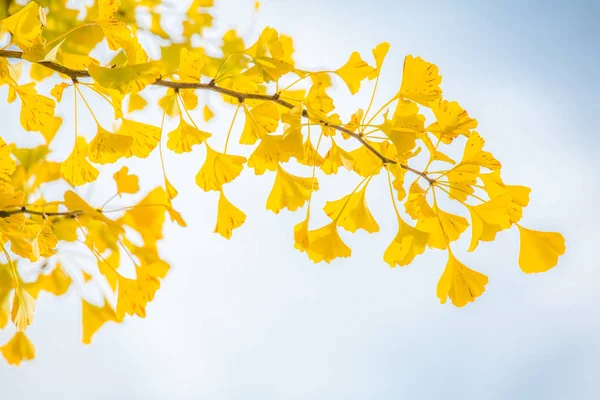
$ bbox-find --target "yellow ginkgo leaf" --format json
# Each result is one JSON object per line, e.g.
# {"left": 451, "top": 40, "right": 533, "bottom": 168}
{"left": 96, "top": 0, "right": 147, "bottom": 63}
{"left": 11, "top": 287, "right": 35, "bottom": 331}
{"left": 349, "top": 144, "right": 382, "bottom": 177}
{"left": 195, "top": 144, "right": 246, "bottom": 191}
{"left": 25, "top": 264, "right": 71, "bottom": 299}
{"left": 458, "top": 131, "right": 501, "bottom": 170}
{"left": 305, "top": 72, "right": 335, "bottom": 115}
{"left": 214, "top": 190, "right": 246, "bottom": 239}
{"left": 384, "top": 215, "right": 429, "bottom": 267}
{"left": 417, "top": 207, "right": 469, "bottom": 250}
{"left": 480, "top": 170, "right": 531, "bottom": 224}
{"left": 203, "top": 105, "right": 214, "bottom": 122}
{"left": 323, "top": 186, "right": 379, "bottom": 233}
{"left": 167, "top": 117, "right": 211, "bottom": 154}
{"left": 427, "top": 99, "right": 478, "bottom": 144}
{"left": 1, "top": 2, "right": 44, "bottom": 50}
{"left": 0, "top": 137, "right": 16, "bottom": 187}
{"left": 343, "top": 108, "right": 364, "bottom": 134}
{"left": 266, "top": 165, "right": 318, "bottom": 214}
{"left": 240, "top": 102, "right": 280, "bottom": 145}
{"left": 179, "top": 48, "right": 205, "bottom": 81}
{"left": 88, "top": 62, "right": 162, "bottom": 94}
{"left": 60, "top": 137, "right": 99, "bottom": 186}
{"left": 0, "top": 331, "right": 35, "bottom": 366}
{"left": 128, "top": 92, "right": 147, "bottom": 113}
{"left": 467, "top": 194, "right": 512, "bottom": 252}
{"left": 118, "top": 119, "right": 161, "bottom": 158}
{"left": 298, "top": 137, "right": 323, "bottom": 167}
{"left": 369, "top": 42, "right": 391, "bottom": 79}
{"left": 50, "top": 82, "right": 69, "bottom": 102}
{"left": 320, "top": 138, "right": 354, "bottom": 175}
{"left": 82, "top": 299, "right": 121, "bottom": 345}
{"left": 119, "top": 187, "right": 171, "bottom": 245}
{"left": 306, "top": 222, "right": 351, "bottom": 264}
{"left": 336, "top": 51, "right": 372, "bottom": 94}
{"left": 88, "top": 125, "right": 133, "bottom": 164}
{"left": 279, "top": 124, "right": 304, "bottom": 159}
{"left": 247, "top": 135, "right": 291, "bottom": 175}
{"left": 398, "top": 55, "right": 442, "bottom": 106}
{"left": 113, "top": 166, "right": 139, "bottom": 194}
{"left": 517, "top": 225, "right": 566, "bottom": 273}
{"left": 388, "top": 164, "right": 407, "bottom": 201}
{"left": 437, "top": 251, "right": 488, "bottom": 307}
{"left": 381, "top": 100, "right": 425, "bottom": 155}
{"left": 15, "top": 83, "right": 55, "bottom": 133}
{"left": 404, "top": 181, "right": 436, "bottom": 221}
{"left": 116, "top": 275, "right": 146, "bottom": 319}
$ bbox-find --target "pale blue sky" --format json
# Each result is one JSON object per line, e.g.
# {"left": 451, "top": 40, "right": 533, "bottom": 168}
{"left": 0, "top": 0, "right": 598, "bottom": 399}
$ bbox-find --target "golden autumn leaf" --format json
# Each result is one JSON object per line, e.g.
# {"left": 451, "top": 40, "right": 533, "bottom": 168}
{"left": 240, "top": 102, "right": 280, "bottom": 145}
{"left": 195, "top": 145, "right": 246, "bottom": 192}
{"left": 266, "top": 165, "right": 318, "bottom": 214}
{"left": 349, "top": 144, "right": 382, "bottom": 177}
{"left": 517, "top": 225, "right": 566, "bottom": 273}
{"left": 11, "top": 287, "right": 35, "bottom": 331}
{"left": 113, "top": 166, "right": 139, "bottom": 194}
{"left": 369, "top": 42, "right": 391, "bottom": 79}
{"left": 60, "top": 137, "right": 99, "bottom": 186}
{"left": 203, "top": 105, "right": 214, "bottom": 122}
{"left": 305, "top": 222, "right": 351, "bottom": 264}
{"left": 0, "top": 2, "right": 44, "bottom": 51}
{"left": 404, "top": 181, "right": 436, "bottom": 221}
{"left": 384, "top": 215, "right": 429, "bottom": 267}
{"left": 128, "top": 92, "right": 147, "bottom": 113}
{"left": 247, "top": 135, "right": 291, "bottom": 175}
{"left": 15, "top": 83, "right": 55, "bottom": 133}
{"left": 320, "top": 138, "right": 354, "bottom": 175}
{"left": 298, "top": 137, "right": 323, "bottom": 167}
{"left": 179, "top": 48, "right": 205, "bottom": 81}
{"left": 116, "top": 275, "right": 146, "bottom": 319}
{"left": 167, "top": 117, "right": 212, "bottom": 154}
{"left": 25, "top": 264, "right": 72, "bottom": 299}
{"left": 417, "top": 207, "right": 469, "bottom": 250}
{"left": 0, "top": 331, "right": 35, "bottom": 366}
{"left": 118, "top": 119, "right": 161, "bottom": 158}
{"left": 214, "top": 190, "right": 246, "bottom": 239}
{"left": 323, "top": 186, "right": 379, "bottom": 233}
{"left": 399, "top": 55, "right": 442, "bottom": 106}
{"left": 88, "top": 125, "right": 133, "bottom": 164}
{"left": 427, "top": 99, "right": 478, "bottom": 144}
{"left": 88, "top": 62, "right": 162, "bottom": 94}
{"left": 336, "top": 51, "right": 372, "bottom": 94}
{"left": 437, "top": 251, "right": 488, "bottom": 307}
{"left": 82, "top": 299, "right": 121, "bottom": 344}
{"left": 467, "top": 194, "right": 512, "bottom": 252}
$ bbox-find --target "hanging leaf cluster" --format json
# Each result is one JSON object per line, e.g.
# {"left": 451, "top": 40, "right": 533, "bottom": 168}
{"left": 0, "top": 0, "right": 565, "bottom": 366}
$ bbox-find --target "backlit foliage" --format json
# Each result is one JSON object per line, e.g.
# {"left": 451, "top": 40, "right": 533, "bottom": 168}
{"left": 0, "top": 0, "right": 565, "bottom": 365}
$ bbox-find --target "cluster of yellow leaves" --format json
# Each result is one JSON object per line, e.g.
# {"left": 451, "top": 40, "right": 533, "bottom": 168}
{"left": 0, "top": 0, "right": 565, "bottom": 367}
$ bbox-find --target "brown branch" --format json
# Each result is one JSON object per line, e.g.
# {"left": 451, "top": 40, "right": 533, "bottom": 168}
{"left": 0, "top": 49, "right": 434, "bottom": 184}
{"left": 0, "top": 207, "right": 83, "bottom": 219}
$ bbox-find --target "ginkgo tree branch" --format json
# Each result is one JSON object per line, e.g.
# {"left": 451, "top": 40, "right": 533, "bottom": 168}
{"left": 0, "top": 49, "right": 433, "bottom": 184}
{"left": 0, "top": 207, "right": 83, "bottom": 219}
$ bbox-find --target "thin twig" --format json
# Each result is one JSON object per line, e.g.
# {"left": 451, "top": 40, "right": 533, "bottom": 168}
{"left": 0, "top": 207, "right": 83, "bottom": 219}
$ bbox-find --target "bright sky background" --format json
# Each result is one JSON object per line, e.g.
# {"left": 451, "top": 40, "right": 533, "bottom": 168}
{"left": 1, "top": 0, "right": 599, "bottom": 399}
